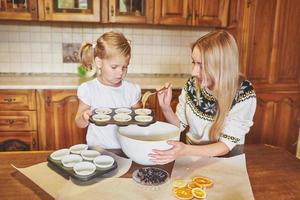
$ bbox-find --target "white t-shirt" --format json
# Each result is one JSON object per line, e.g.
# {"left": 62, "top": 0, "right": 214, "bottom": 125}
{"left": 77, "top": 78, "right": 141, "bottom": 149}
{"left": 176, "top": 77, "right": 257, "bottom": 150}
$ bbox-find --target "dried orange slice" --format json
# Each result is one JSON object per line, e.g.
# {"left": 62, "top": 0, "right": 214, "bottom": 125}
{"left": 192, "top": 187, "right": 206, "bottom": 199}
{"left": 172, "top": 179, "right": 187, "bottom": 188}
{"left": 192, "top": 176, "right": 213, "bottom": 188}
{"left": 174, "top": 187, "right": 193, "bottom": 200}
{"left": 187, "top": 181, "right": 198, "bottom": 189}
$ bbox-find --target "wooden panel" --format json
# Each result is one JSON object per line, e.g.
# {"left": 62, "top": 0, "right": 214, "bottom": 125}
{"left": 246, "top": 92, "right": 300, "bottom": 154}
{"left": 0, "top": 131, "right": 38, "bottom": 150}
{"left": 37, "top": 90, "right": 86, "bottom": 150}
{"left": 202, "top": 0, "right": 220, "bottom": 16}
{"left": 0, "top": 111, "right": 37, "bottom": 131}
{"left": 227, "top": 0, "right": 240, "bottom": 29}
{"left": 165, "top": 0, "right": 184, "bottom": 14}
{"left": 246, "top": 0, "right": 277, "bottom": 82}
{"left": 195, "top": 0, "right": 229, "bottom": 27}
{"left": 0, "top": 90, "right": 36, "bottom": 110}
{"left": 274, "top": 0, "right": 300, "bottom": 84}
{"left": 154, "top": 0, "right": 190, "bottom": 25}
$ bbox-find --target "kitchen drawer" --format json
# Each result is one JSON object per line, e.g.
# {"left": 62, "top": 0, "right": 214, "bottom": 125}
{"left": 0, "top": 131, "right": 38, "bottom": 151}
{"left": 0, "top": 90, "right": 36, "bottom": 110}
{"left": 0, "top": 111, "right": 37, "bottom": 131}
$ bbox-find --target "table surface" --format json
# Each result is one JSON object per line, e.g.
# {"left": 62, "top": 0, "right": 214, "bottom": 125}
{"left": 0, "top": 144, "right": 299, "bottom": 200}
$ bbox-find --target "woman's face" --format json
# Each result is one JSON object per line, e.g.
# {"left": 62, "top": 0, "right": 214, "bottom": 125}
{"left": 191, "top": 47, "right": 213, "bottom": 88}
{"left": 97, "top": 54, "right": 130, "bottom": 87}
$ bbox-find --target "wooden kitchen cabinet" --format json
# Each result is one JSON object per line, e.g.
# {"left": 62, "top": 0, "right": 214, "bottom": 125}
{"left": 154, "top": 0, "right": 229, "bottom": 27}
{"left": 0, "top": 0, "right": 38, "bottom": 20}
{"left": 102, "top": 0, "right": 154, "bottom": 24}
{"left": 0, "top": 90, "right": 38, "bottom": 151}
{"left": 235, "top": 0, "right": 300, "bottom": 154}
{"left": 39, "top": 0, "right": 100, "bottom": 22}
{"left": 246, "top": 92, "right": 300, "bottom": 154}
{"left": 36, "top": 89, "right": 86, "bottom": 150}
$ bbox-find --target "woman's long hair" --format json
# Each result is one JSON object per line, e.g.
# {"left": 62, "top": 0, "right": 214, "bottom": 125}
{"left": 192, "top": 30, "right": 240, "bottom": 141}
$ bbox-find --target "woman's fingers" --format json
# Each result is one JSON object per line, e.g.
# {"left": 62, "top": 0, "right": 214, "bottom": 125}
{"left": 150, "top": 158, "right": 173, "bottom": 165}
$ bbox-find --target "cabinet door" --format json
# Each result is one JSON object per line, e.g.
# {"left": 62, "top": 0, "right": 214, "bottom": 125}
{"left": 243, "top": 0, "right": 300, "bottom": 87}
{"left": 154, "top": 0, "right": 191, "bottom": 25}
{"left": 37, "top": 90, "right": 86, "bottom": 150}
{"left": 41, "top": 0, "right": 100, "bottom": 22}
{"left": 194, "top": 0, "right": 229, "bottom": 27}
{"left": 104, "top": 0, "right": 153, "bottom": 23}
{"left": 246, "top": 92, "right": 300, "bottom": 155}
{"left": 0, "top": 0, "right": 38, "bottom": 20}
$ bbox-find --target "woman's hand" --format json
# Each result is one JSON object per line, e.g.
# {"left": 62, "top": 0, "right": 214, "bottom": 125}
{"left": 148, "top": 140, "right": 186, "bottom": 165}
{"left": 157, "top": 83, "right": 172, "bottom": 110}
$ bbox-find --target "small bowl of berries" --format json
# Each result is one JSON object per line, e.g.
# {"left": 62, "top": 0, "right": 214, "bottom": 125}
{"left": 132, "top": 167, "right": 169, "bottom": 190}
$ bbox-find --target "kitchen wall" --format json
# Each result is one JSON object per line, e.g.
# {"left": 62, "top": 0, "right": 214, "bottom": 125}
{"left": 0, "top": 21, "right": 212, "bottom": 75}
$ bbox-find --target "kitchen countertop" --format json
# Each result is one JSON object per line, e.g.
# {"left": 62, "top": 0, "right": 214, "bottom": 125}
{"left": 0, "top": 73, "right": 189, "bottom": 90}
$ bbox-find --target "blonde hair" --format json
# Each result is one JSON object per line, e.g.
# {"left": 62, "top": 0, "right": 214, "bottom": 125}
{"left": 79, "top": 31, "right": 131, "bottom": 69}
{"left": 192, "top": 30, "right": 240, "bottom": 141}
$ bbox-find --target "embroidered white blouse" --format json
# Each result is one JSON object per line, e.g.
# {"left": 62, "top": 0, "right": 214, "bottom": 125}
{"left": 176, "top": 77, "right": 257, "bottom": 150}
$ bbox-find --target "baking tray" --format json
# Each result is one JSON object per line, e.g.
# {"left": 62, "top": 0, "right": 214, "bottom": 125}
{"left": 89, "top": 108, "right": 156, "bottom": 126}
{"left": 47, "top": 155, "right": 118, "bottom": 182}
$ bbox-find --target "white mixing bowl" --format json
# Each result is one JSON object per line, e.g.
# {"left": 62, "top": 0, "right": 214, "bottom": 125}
{"left": 118, "top": 121, "right": 180, "bottom": 165}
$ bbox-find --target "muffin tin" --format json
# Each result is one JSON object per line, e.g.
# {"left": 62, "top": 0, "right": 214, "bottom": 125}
{"left": 89, "top": 107, "right": 155, "bottom": 126}
{"left": 47, "top": 144, "right": 117, "bottom": 182}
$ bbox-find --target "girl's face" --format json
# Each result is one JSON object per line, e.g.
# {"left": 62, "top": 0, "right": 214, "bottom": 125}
{"left": 191, "top": 47, "right": 213, "bottom": 89}
{"left": 97, "top": 54, "right": 130, "bottom": 87}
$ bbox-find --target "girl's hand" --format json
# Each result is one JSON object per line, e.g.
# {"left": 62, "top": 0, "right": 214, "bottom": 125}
{"left": 82, "top": 109, "right": 92, "bottom": 124}
{"left": 157, "top": 83, "right": 172, "bottom": 110}
{"left": 148, "top": 140, "right": 186, "bottom": 165}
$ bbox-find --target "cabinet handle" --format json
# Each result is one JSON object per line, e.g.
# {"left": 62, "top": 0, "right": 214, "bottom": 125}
{"left": 7, "top": 119, "right": 15, "bottom": 125}
{"left": 187, "top": 12, "right": 192, "bottom": 20}
{"left": 247, "top": 0, "right": 252, "bottom": 8}
{"left": 45, "top": 3, "right": 50, "bottom": 13}
{"left": 32, "top": 138, "right": 36, "bottom": 146}
{"left": 195, "top": 10, "right": 199, "bottom": 18}
{"left": 110, "top": 6, "right": 115, "bottom": 16}
{"left": 4, "top": 98, "right": 16, "bottom": 103}
{"left": 46, "top": 96, "right": 51, "bottom": 107}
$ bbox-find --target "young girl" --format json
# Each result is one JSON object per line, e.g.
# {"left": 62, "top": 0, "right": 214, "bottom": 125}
{"left": 150, "top": 30, "right": 257, "bottom": 164}
{"left": 75, "top": 31, "right": 141, "bottom": 149}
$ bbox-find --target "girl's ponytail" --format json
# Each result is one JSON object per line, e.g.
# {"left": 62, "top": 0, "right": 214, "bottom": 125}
{"left": 79, "top": 42, "right": 94, "bottom": 70}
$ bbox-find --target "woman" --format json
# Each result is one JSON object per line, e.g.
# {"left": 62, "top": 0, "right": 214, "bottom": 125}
{"left": 149, "top": 30, "right": 256, "bottom": 164}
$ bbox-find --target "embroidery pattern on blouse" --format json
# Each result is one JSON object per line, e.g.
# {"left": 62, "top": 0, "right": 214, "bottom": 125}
{"left": 219, "top": 133, "right": 240, "bottom": 143}
{"left": 184, "top": 77, "right": 256, "bottom": 122}
{"left": 232, "top": 80, "right": 256, "bottom": 106}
